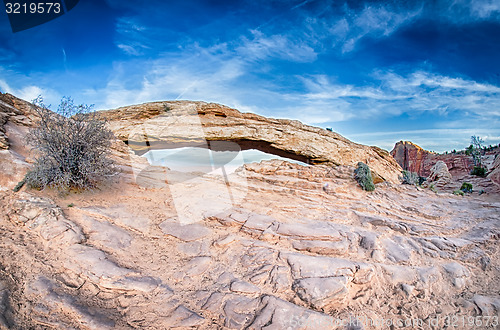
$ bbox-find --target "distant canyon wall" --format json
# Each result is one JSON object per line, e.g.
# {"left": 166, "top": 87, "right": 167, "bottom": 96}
{"left": 390, "top": 140, "right": 500, "bottom": 185}
{"left": 390, "top": 141, "right": 473, "bottom": 177}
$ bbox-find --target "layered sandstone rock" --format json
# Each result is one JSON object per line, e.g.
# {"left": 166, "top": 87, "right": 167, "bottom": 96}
{"left": 100, "top": 101, "right": 403, "bottom": 183}
{"left": 0, "top": 93, "right": 38, "bottom": 189}
{"left": 0, "top": 93, "right": 39, "bottom": 150}
{"left": 390, "top": 141, "right": 430, "bottom": 173}
{"left": 391, "top": 140, "right": 500, "bottom": 187}
{"left": 391, "top": 140, "right": 475, "bottom": 177}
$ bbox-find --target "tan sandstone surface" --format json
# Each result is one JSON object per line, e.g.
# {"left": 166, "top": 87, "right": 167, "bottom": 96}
{"left": 0, "top": 93, "right": 499, "bottom": 329}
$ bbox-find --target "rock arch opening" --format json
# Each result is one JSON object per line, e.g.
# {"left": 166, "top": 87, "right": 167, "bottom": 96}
{"left": 126, "top": 138, "right": 312, "bottom": 172}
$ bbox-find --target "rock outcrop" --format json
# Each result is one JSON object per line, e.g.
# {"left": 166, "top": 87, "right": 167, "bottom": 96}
{"left": 0, "top": 93, "right": 38, "bottom": 150}
{"left": 426, "top": 160, "right": 452, "bottom": 188}
{"left": 390, "top": 140, "right": 431, "bottom": 174}
{"left": 0, "top": 93, "right": 38, "bottom": 189}
{"left": 0, "top": 93, "right": 150, "bottom": 190}
{"left": 100, "top": 101, "right": 403, "bottom": 183}
{"left": 391, "top": 140, "right": 475, "bottom": 177}
{"left": 488, "top": 155, "right": 500, "bottom": 186}
{"left": 391, "top": 140, "right": 500, "bottom": 187}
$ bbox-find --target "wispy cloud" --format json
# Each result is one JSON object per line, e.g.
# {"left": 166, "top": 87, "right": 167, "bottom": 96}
{"left": 85, "top": 42, "right": 249, "bottom": 109}
{"left": 300, "top": 3, "right": 422, "bottom": 54}
{"left": 442, "top": 0, "right": 500, "bottom": 21}
{"left": 340, "top": 5, "right": 422, "bottom": 53}
{"left": 115, "top": 17, "right": 152, "bottom": 56}
{"left": 2, "top": 0, "right": 499, "bottom": 153}
{"left": 236, "top": 30, "right": 317, "bottom": 62}
{"left": 297, "top": 70, "right": 500, "bottom": 122}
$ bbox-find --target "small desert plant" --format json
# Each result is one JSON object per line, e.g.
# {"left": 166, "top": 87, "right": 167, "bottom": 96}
{"left": 418, "top": 176, "right": 427, "bottom": 185}
{"left": 460, "top": 182, "right": 473, "bottom": 193}
{"left": 470, "top": 166, "right": 486, "bottom": 177}
{"left": 354, "top": 162, "right": 375, "bottom": 191}
{"left": 401, "top": 170, "right": 419, "bottom": 185}
{"left": 453, "top": 189, "right": 464, "bottom": 196}
{"left": 429, "top": 184, "right": 437, "bottom": 193}
{"left": 470, "top": 135, "right": 484, "bottom": 167}
{"left": 25, "top": 96, "right": 117, "bottom": 191}
{"left": 13, "top": 176, "right": 27, "bottom": 192}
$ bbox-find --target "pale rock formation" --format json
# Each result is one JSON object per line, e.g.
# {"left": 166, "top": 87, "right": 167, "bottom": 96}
{"left": 488, "top": 155, "right": 500, "bottom": 185}
{"left": 426, "top": 160, "right": 453, "bottom": 188}
{"left": 0, "top": 94, "right": 37, "bottom": 189}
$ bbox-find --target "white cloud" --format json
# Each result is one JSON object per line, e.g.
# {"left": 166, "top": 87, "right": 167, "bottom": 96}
{"left": 346, "top": 5, "right": 422, "bottom": 52}
{"left": 117, "top": 44, "right": 143, "bottom": 56}
{"left": 85, "top": 43, "right": 251, "bottom": 110}
{"left": 236, "top": 30, "right": 317, "bottom": 62}
{"left": 73, "top": 2, "right": 500, "bottom": 152}
{"left": 300, "top": 75, "right": 390, "bottom": 101}
{"left": 449, "top": 0, "right": 500, "bottom": 20}
{"left": 249, "top": 70, "right": 500, "bottom": 149}
{"left": 0, "top": 78, "right": 60, "bottom": 105}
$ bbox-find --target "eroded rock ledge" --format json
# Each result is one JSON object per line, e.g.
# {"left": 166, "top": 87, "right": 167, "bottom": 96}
{"left": 100, "top": 100, "right": 403, "bottom": 183}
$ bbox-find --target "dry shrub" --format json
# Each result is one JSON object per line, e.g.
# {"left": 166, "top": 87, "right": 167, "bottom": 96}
{"left": 25, "top": 96, "right": 117, "bottom": 191}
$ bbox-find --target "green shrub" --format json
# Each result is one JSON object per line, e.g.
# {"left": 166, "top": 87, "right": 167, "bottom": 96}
{"left": 453, "top": 189, "right": 464, "bottom": 196}
{"left": 13, "top": 176, "right": 27, "bottom": 192}
{"left": 25, "top": 96, "right": 117, "bottom": 191}
{"left": 418, "top": 176, "right": 427, "bottom": 185}
{"left": 401, "top": 170, "right": 419, "bottom": 185}
{"left": 460, "top": 182, "right": 473, "bottom": 193}
{"left": 354, "top": 162, "right": 375, "bottom": 191}
{"left": 429, "top": 184, "right": 437, "bottom": 193}
{"left": 470, "top": 166, "right": 486, "bottom": 177}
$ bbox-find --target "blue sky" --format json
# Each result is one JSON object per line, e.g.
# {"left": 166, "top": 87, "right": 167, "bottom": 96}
{"left": 1, "top": 0, "right": 500, "bottom": 152}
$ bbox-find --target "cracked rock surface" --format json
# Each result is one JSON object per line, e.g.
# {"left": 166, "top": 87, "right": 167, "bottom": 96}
{"left": 1, "top": 159, "right": 499, "bottom": 329}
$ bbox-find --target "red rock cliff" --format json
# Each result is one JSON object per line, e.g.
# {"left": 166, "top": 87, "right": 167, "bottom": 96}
{"left": 390, "top": 141, "right": 500, "bottom": 184}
